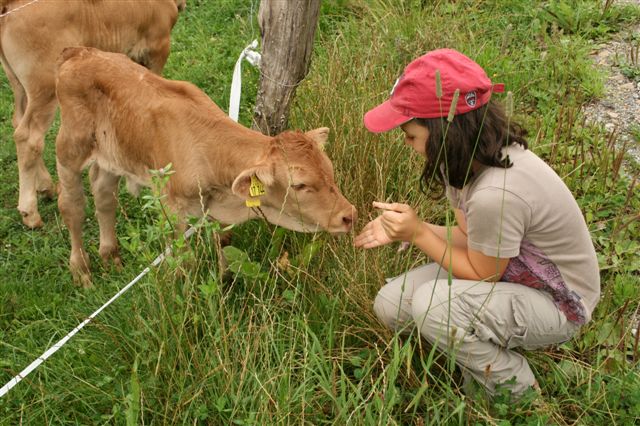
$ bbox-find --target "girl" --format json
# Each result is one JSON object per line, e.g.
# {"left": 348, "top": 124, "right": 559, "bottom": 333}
{"left": 354, "top": 49, "right": 600, "bottom": 398}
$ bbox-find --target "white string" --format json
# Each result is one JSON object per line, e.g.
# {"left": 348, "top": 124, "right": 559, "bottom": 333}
{"left": 229, "top": 39, "right": 261, "bottom": 122}
{"left": 0, "top": 0, "right": 41, "bottom": 18}
{"left": 0, "top": 227, "right": 196, "bottom": 398}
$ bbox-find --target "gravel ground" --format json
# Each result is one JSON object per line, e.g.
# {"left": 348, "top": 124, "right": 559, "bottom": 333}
{"left": 582, "top": 0, "right": 640, "bottom": 163}
{"left": 581, "top": 1, "right": 640, "bottom": 343}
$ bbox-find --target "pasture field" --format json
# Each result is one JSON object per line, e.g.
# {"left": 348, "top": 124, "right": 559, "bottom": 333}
{"left": 1, "top": 0, "right": 639, "bottom": 424}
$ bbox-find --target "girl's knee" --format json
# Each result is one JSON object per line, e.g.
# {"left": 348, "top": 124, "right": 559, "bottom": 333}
{"left": 410, "top": 280, "right": 471, "bottom": 342}
{"left": 373, "top": 283, "right": 411, "bottom": 331}
{"left": 410, "top": 280, "right": 444, "bottom": 321}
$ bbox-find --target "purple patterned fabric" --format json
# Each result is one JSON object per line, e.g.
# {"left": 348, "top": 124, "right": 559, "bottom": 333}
{"left": 501, "top": 240, "right": 587, "bottom": 324}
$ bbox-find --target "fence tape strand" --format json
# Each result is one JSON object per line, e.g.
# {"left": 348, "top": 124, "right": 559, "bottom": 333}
{"left": 229, "top": 39, "right": 261, "bottom": 122}
{"left": 0, "top": 227, "right": 196, "bottom": 398}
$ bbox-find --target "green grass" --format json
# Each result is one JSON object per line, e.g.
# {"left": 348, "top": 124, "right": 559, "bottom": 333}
{"left": 1, "top": 0, "right": 639, "bottom": 424}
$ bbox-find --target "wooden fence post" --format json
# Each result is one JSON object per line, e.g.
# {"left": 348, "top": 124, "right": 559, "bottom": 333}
{"left": 253, "top": 0, "right": 321, "bottom": 135}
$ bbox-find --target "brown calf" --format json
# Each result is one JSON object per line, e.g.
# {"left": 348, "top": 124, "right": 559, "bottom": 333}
{"left": 55, "top": 47, "right": 356, "bottom": 286}
{"left": 0, "top": 0, "right": 185, "bottom": 228}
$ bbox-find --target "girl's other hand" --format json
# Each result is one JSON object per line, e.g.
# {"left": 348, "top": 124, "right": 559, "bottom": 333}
{"left": 354, "top": 201, "right": 423, "bottom": 249}
{"left": 354, "top": 215, "right": 393, "bottom": 248}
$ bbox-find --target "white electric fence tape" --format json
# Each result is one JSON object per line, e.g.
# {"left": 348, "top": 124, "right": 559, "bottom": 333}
{"left": 229, "top": 39, "right": 261, "bottom": 122}
{"left": 0, "top": 227, "right": 196, "bottom": 398}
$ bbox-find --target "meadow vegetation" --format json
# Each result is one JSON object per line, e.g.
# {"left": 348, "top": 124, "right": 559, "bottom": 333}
{"left": 1, "top": 0, "right": 639, "bottom": 424}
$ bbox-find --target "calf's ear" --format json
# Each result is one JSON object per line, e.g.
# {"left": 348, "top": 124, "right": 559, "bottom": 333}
{"left": 305, "top": 127, "right": 330, "bottom": 149}
{"left": 231, "top": 166, "right": 275, "bottom": 198}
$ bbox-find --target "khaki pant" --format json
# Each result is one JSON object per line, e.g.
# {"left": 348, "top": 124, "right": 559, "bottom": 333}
{"left": 373, "top": 263, "right": 580, "bottom": 396}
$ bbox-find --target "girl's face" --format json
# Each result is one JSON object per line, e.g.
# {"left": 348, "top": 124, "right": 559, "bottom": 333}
{"left": 400, "top": 120, "right": 429, "bottom": 157}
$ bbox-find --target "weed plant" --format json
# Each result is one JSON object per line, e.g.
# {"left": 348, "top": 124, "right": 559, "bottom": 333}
{"left": 1, "top": 0, "right": 639, "bottom": 424}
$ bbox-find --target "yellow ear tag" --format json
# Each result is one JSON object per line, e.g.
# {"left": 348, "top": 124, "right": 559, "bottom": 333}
{"left": 249, "top": 175, "right": 266, "bottom": 197}
{"left": 246, "top": 175, "right": 266, "bottom": 208}
{"left": 245, "top": 197, "right": 261, "bottom": 208}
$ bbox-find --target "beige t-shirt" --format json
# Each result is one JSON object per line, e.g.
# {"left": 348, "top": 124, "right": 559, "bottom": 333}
{"left": 447, "top": 144, "right": 600, "bottom": 323}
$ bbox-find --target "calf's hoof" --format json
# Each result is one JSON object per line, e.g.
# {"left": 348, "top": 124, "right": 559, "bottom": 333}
{"left": 73, "top": 272, "right": 93, "bottom": 289}
{"left": 100, "top": 248, "right": 122, "bottom": 272}
{"left": 113, "top": 257, "right": 123, "bottom": 272}
{"left": 71, "top": 267, "right": 93, "bottom": 288}
{"left": 101, "top": 255, "right": 123, "bottom": 272}
{"left": 20, "top": 210, "right": 44, "bottom": 229}
{"left": 70, "top": 253, "right": 92, "bottom": 288}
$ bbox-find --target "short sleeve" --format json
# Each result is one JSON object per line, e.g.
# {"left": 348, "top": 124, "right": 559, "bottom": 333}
{"left": 446, "top": 184, "right": 462, "bottom": 209}
{"left": 465, "top": 187, "right": 531, "bottom": 258}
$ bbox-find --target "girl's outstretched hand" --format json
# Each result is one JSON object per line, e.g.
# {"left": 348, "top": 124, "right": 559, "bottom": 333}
{"left": 354, "top": 202, "right": 422, "bottom": 249}
{"left": 353, "top": 215, "right": 393, "bottom": 248}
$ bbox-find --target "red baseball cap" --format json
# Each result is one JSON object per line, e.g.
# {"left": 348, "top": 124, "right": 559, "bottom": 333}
{"left": 364, "top": 49, "right": 504, "bottom": 133}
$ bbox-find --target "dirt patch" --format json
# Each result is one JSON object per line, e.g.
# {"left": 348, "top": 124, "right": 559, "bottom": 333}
{"left": 582, "top": 0, "right": 640, "bottom": 163}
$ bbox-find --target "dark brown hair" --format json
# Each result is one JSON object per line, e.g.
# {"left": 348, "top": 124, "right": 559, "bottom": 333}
{"left": 415, "top": 100, "right": 528, "bottom": 196}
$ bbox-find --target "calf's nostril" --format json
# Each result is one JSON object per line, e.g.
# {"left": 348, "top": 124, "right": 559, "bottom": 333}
{"left": 335, "top": 205, "right": 357, "bottom": 231}
{"left": 342, "top": 209, "right": 357, "bottom": 229}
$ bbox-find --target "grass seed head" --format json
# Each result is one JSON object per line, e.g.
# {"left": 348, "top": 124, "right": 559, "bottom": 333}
{"left": 447, "top": 89, "right": 460, "bottom": 122}
{"left": 435, "top": 69, "right": 442, "bottom": 99}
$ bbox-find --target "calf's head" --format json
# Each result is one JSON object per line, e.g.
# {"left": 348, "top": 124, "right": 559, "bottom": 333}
{"left": 231, "top": 128, "right": 356, "bottom": 233}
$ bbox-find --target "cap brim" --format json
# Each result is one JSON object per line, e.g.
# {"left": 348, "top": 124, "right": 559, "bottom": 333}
{"left": 364, "top": 100, "right": 412, "bottom": 133}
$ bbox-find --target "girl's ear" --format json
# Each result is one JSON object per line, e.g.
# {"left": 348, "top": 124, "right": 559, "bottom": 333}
{"left": 305, "top": 127, "right": 330, "bottom": 150}
{"left": 231, "top": 165, "right": 274, "bottom": 198}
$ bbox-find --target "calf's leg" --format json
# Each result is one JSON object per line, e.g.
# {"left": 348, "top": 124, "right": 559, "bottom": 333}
{"left": 57, "top": 160, "right": 91, "bottom": 287}
{"left": 0, "top": 58, "right": 27, "bottom": 129}
{"left": 14, "top": 90, "right": 57, "bottom": 228}
{"left": 89, "top": 164, "right": 122, "bottom": 269}
{"left": 55, "top": 124, "right": 93, "bottom": 287}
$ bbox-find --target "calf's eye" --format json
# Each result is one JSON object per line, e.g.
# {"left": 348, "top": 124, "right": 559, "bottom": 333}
{"left": 291, "top": 183, "right": 307, "bottom": 191}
